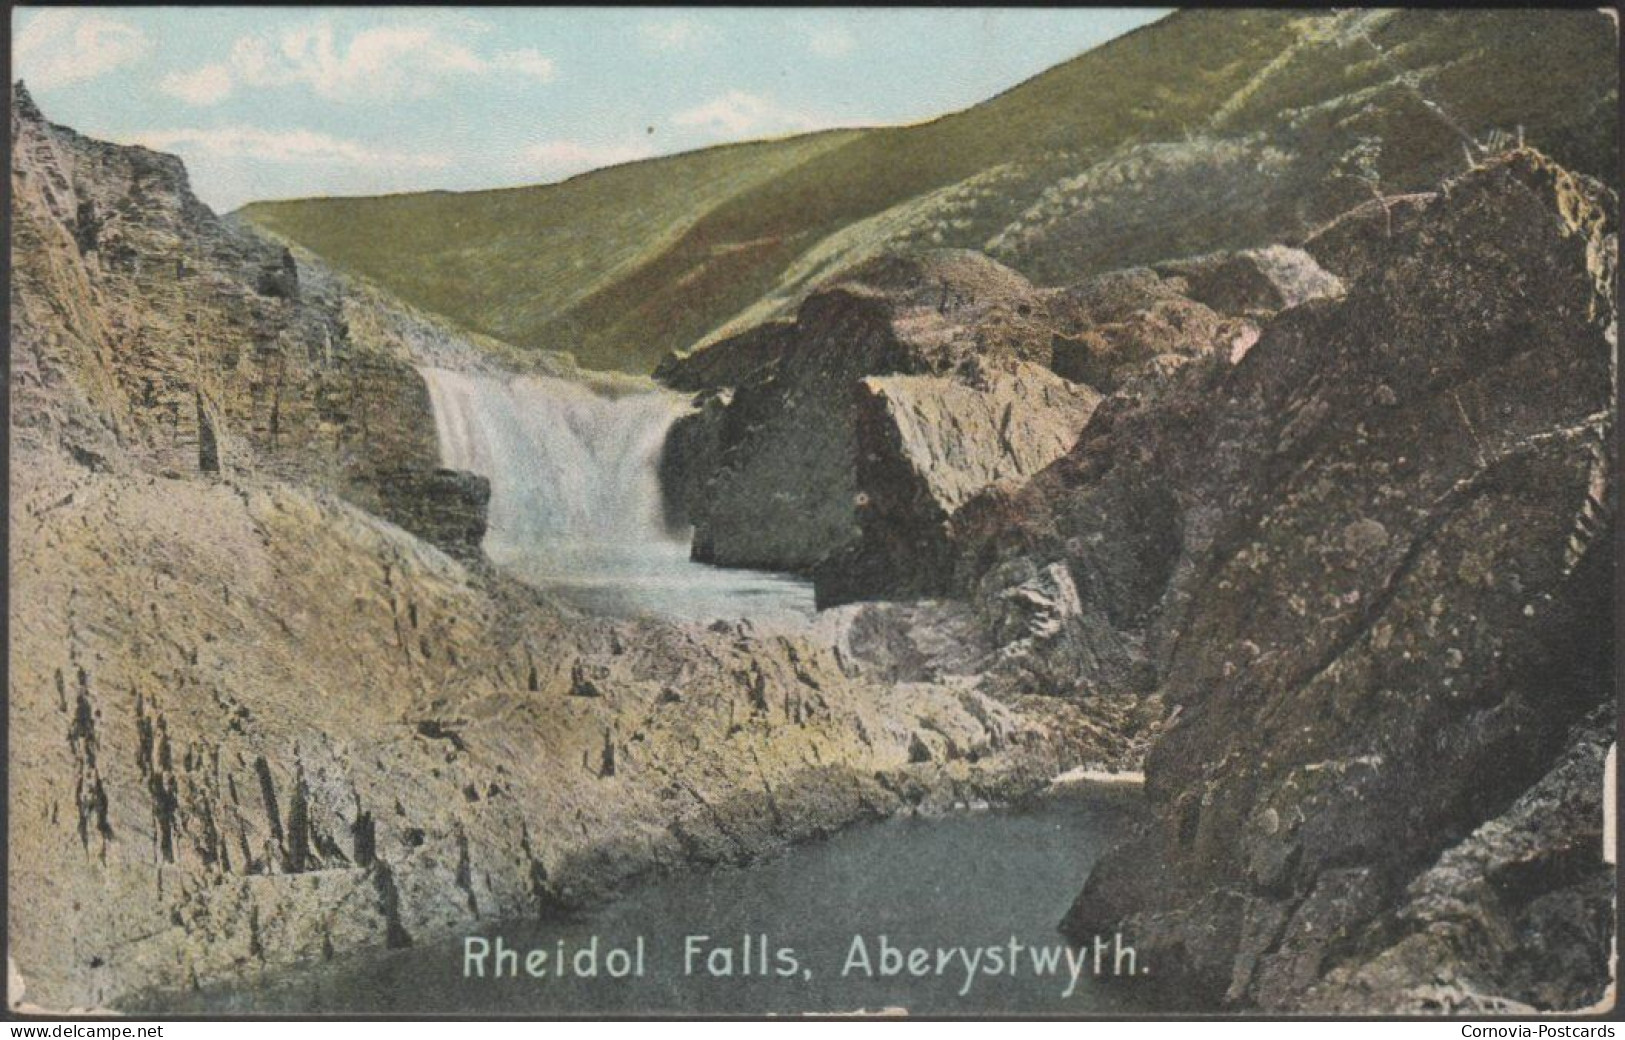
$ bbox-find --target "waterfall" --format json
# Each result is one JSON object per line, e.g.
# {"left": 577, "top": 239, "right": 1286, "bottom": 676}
{"left": 419, "top": 366, "right": 813, "bottom": 622}
{"left": 421, "top": 367, "right": 687, "bottom": 553}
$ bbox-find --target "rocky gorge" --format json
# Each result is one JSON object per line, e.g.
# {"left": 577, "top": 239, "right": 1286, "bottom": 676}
{"left": 1047, "top": 152, "right": 1617, "bottom": 1013}
{"left": 8, "top": 18, "right": 1620, "bottom": 1020}
{"left": 8, "top": 86, "right": 1133, "bottom": 1012}
{"left": 654, "top": 151, "right": 1618, "bottom": 1011}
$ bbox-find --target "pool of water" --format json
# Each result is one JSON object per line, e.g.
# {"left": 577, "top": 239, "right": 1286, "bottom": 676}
{"left": 147, "top": 793, "right": 1171, "bottom": 1016}
{"left": 489, "top": 539, "right": 816, "bottom": 627}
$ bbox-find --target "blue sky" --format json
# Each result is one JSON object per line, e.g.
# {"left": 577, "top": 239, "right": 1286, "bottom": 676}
{"left": 13, "top": 7, "right": 1169, "bottom": 211}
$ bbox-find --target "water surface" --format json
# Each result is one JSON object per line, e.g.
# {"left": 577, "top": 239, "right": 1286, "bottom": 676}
{"left": 157, "top": 794, "right": 1163, "bottom": 1016}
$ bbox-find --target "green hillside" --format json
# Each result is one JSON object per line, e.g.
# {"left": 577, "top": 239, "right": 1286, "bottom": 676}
{"left": 240, "top": 130, "right": 863, "bottom": 370}
{"left": 240, "top": 9, "right": 1618, "bottom": 373}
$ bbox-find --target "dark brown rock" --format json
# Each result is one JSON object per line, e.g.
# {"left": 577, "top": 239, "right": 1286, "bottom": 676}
{"left": 1044, "top": 267, "right": 1244, "bottom": 389}
{"left": 1037, "top": 150, "right": 1615, "bottom": 1010}
{"left": 654, "top": 320, "right": 792, "bottom": 392}
{"left": 347, "top": 467, "right": 491, "bottom": 563}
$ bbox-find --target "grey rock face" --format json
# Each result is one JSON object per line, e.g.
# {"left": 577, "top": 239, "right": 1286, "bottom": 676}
{"left": 661, "top": 250, "right": 1074, "bottom": 575}
{"left": 814, "top": 361, "right": 1099, "bottom": 607}
{"left": 9, "top": 79, "right": 443, "bottom": 494}
{"left": 1037, "top": 151, "right": 1615, "bottom": 1010}
{"left": 1301, "top": 709, "right": 1614, "bottom": 1014}
{"left": 658, "top": 388, "right": 733, "bottom": 536}
{"left": 1300, "top": 193, "right": 1438, "bottom": 284}
{"left": 654, "top": 321, "right": 792, "bottom": 392}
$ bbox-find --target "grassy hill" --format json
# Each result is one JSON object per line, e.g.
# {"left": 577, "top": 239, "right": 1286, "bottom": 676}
{"left": 240, "top": 9, "right": 1618, "bottom": 373}
{"left": 241, "top": 131, "right": 862, "bottom": 371}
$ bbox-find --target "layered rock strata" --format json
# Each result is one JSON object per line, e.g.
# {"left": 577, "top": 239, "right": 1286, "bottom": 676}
{"left": 9, "top": 83, "right": 495, "bottom": 560}
{"left": 993, "top": 151, "right": 1618, "bottom": 1012}
{"left": 9, "top": 87, "right": 1134, "bottom": 1012}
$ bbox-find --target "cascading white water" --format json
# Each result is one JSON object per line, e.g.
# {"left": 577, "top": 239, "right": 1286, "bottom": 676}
{"left": 419, "top": 367, "right": 814, "bottom": 623}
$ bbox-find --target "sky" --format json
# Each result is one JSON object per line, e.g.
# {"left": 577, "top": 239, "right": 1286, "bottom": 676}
{"left": 12, "top": 7, "right": 1170, "bottom": 212}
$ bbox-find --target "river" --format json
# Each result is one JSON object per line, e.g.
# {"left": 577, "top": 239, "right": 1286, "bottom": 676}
{"left": 216, "top": 369, "right": 1167, "bottom": 1017}
{"left": 144, "top": 793, "right": 1166, "bottom": 1016}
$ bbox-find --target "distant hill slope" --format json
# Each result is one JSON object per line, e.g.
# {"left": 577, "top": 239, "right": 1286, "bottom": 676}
{"left": 240, "top": 9, "right": 1618, "bottom": 373}
{"left": 240, "top": 131, "right": 862, "bottom": 372}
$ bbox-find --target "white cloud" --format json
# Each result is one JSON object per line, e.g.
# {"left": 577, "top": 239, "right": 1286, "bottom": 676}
{"left": 163, "top": 18, "right": 556, "bottom": 106}
{"left": 637, "top": 17, "right": 712, "bottom": 53}
{"left": 673, "top": 92, "right": 859, "bottom": 139}
{"left": 490, "top": 49, "right": 557, "bottom": 81}
{"left": 15, "top": 10, "right": 151, "bottom": 90}
{"left": 806, "top": 25, "right": 856, "bottom": 59}
{"left": 159, "top": 64, "right": 235, "bottom": 107}
{"left": 120, "top": 126, "right": 451, "bottom": 170}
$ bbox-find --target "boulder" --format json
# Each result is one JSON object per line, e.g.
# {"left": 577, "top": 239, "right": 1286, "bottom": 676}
{"left": 667, "top": 249, "right": 1067, "bottom": 575}
{"left": 348, "top": 467, "right": 491, "bottom": 563}
{"left": 1153, "top": 244, "right": 1345, "bottom": 317}
{"left": 1045, "top": 267, "right": 1242, "bottom": 389}
{"left": 814, "top": 360, "right": 1098, "bottom": 606}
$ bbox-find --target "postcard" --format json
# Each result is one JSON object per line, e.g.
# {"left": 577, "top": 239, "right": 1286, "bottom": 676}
{"left": 6, "top": 6, "right": 1619, "bottom": 1020}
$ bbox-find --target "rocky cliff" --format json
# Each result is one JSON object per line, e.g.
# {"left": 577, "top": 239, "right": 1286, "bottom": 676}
{"left": 1000, "top": 151, "right": 1616, "bottom": 1012}
{"left": 659, "top": 245, "right": 1341, "bottom": 614}
{"left": 662, "top": 146, "right": 1615, "bottom": 1013}
{"left": 9, "top": 88, "right": 1134, "bottom": 1012}
{"left": 10, "top": 82, "right": 486, "bottom": 561}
